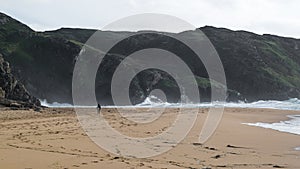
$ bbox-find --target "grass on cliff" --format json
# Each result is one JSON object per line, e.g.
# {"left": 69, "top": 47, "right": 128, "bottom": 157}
{"left": 260, "top": 40, "right": 300, "bottom": 88}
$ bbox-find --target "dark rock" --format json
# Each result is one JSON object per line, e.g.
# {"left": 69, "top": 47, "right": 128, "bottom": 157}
{"left": 212, "top": 154, "right": 221, "bottom": 159}
{"left": 0, "top": 87, "right": 5, "bottom": 98}
{"left": 0, "top": 53, "right": 40, "bottom": 108}
{"left": 226, "top": 144, "right": 246, "bottom": 149}
{"left": 192, "top": 143, "right": 202, "bottom": 146}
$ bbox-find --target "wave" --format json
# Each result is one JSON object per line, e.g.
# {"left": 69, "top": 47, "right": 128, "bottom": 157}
{"left": 138, "top": 97, "right": 300, "bottom": 110}
{"left": 40, "top": 99, "right": 74, "bottom": 108}
{"left": 40, "top": 97, "right": 300, "bottom": 110}
{"left": 224, "top": 98, "right": 300, "bottom": 110}
{"left": 244, "top": 115, "right": 300, "bottom": 135}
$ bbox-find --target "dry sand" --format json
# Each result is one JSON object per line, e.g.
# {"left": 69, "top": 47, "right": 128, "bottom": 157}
{"left": 0, "top": 107, "right": 299, "bottom": 169}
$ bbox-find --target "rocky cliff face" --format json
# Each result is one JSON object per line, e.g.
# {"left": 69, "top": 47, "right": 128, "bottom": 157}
{"left": 0, "top": 53, "right": 40, "bottom": 108}
{"left": 1, "top": 12, "right": 300, "bottom": 105}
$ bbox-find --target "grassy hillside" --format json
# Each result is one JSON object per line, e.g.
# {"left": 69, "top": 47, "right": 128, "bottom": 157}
{"left": 201, "top": 26, "right": 300, "bottom": 101}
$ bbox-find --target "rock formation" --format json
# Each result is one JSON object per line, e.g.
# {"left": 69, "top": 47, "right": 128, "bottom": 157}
{"left": 0, "top": 53, "right": 40, "bottom": 108}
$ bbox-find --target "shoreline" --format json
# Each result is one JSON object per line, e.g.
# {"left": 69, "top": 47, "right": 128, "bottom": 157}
{"left": 241, "top": 113, "right": 300, "bottom": 152}
{"left": 0, "top": 107, "right": 299, "bottom": 169}
{"left": 243, "top": 114, "right": 300, "bottom": 135}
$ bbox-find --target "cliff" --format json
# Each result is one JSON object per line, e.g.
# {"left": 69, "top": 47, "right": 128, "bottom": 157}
{"left": 1, "top": 12, "right": 299, "bottom": 104}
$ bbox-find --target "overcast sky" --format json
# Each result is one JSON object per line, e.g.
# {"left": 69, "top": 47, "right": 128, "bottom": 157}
{"left": 1, "top": 0, "right": 299, "bottom": 38}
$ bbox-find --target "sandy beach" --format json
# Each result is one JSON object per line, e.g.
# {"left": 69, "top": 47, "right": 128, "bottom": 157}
{"left": 0, "top": 107, "right": 299, "bottom": 169}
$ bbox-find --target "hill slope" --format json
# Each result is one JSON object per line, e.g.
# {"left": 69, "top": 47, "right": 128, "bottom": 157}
{"left": 202, "top": 26, "right": 300, "bottom": 101}
{"left": 0, "top": 12, "right": 299, "bottom": 104}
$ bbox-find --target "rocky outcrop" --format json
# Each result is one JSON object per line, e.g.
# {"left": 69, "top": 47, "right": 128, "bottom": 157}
{"left": 0, "top": 53, "right": 40, "bottom": 108}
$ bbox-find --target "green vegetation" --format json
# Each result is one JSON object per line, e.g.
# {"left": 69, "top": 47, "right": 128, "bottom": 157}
{"left": 195, "top": 76, "right": 211, "bottom": 89}
{"left": 262, "top": 40, "right": 300, "bottom": 71}
{"left": 11, "top": 47, "right": 34, "bottom": 63}
{"left": 259, "top": 40, "right": 300, "bottom": 88}
{"left": 262, "top": 67, "right": 293, "bottom": 87}
{"left": 160, "top": 78, "right": 178, "bottom": 88}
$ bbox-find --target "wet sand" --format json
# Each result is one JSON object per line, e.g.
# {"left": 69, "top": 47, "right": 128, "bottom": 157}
{"left": 0, "top": 107, "right": 299, "bottom": 169}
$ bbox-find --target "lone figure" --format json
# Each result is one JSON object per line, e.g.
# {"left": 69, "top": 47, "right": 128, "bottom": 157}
{"left": 97, "top": 103, "right": 101, "bottom": 113}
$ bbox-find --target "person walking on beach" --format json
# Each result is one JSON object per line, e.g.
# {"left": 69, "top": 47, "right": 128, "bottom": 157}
{"left": 97, "top": 103, "right": 101, "bottom": 114}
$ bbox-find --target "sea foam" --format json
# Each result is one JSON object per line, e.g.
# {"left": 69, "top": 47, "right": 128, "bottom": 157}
{"left": 40, "top": 97, "right": 300, "bottom": 110}
{"left": 243, "top": 115, "right": 300, "bottom": 135}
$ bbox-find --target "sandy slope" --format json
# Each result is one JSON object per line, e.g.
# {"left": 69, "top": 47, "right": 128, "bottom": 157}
{"left": 0, "top": 107, "right": 299, "bottom": 169}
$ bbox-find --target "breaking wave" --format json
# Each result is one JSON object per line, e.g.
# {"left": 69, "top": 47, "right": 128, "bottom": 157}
{"left": 40, "top": 97, "right": 300, "bottom": 110}
{"left": 244, "top": 115, "right": 300, "bottom": 135}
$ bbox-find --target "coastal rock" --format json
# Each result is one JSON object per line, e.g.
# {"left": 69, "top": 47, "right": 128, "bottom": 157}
{"left": 0, "top": 87, "right": 5, "bottom": 98}
{"left": 0, "top": 53, "right": 40, "bottom": 108}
